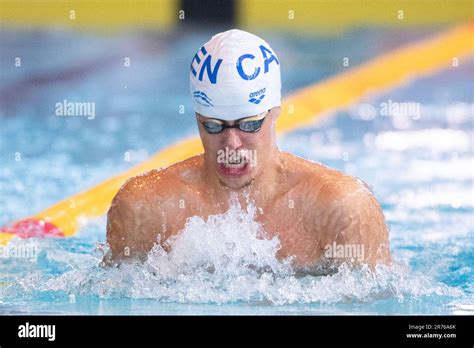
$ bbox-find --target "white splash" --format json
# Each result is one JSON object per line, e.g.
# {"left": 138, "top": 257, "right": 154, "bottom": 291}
{"left": 0, "top": 199, "right": 465, "bottom": 306}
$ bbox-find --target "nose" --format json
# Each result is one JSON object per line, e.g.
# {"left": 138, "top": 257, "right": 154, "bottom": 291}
{"left": 223, "top": 128, "right": 243, "bottom": 150}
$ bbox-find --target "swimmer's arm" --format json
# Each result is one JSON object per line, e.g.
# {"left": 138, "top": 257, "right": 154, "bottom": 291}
{"left": 103, "top": 182, "right": 162, "bottom": 266}
{"left": 323, "top": 184, "right": 391, "bottom": 268}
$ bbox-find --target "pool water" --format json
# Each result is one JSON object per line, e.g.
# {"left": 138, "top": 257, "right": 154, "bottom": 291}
{"left": 0, "top": 26, "right": 473, "bottom": 315}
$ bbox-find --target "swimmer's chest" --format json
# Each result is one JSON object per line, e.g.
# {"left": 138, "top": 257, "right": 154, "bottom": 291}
{"left": 159, "top": 195, "right": 325, "bottom": 266}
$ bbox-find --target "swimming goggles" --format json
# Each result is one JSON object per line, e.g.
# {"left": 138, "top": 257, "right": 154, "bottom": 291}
{"left": 199, "top": 110, "right": 268, "bottom": 134}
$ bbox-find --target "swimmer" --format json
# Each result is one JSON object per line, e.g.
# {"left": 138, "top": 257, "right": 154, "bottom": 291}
{"left": 104, "top": 29, "right": 391, "bottom": 269}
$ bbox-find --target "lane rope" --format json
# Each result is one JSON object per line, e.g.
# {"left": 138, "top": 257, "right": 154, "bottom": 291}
{"left": 1, "top": 23, "right": 472, "bottom": 246}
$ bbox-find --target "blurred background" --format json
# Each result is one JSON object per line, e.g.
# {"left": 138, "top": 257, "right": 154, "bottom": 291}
{"left": 1, "top": 0, "right": 472, "bottom": 223}
{"left": 0, "top": 0, "right": 473, "bottom": 314}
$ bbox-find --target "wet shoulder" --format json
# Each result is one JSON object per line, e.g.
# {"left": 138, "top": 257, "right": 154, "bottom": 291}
{"left": 115, "top": 154, "right": 205, "bottom": 204}
{"left": 281, "top": 152, "right": 371, "bottom": 205}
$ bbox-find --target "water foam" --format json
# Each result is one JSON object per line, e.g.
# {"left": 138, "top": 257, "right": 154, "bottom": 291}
{"left": 0, "top": 199, "right": 464, "bottom": 305}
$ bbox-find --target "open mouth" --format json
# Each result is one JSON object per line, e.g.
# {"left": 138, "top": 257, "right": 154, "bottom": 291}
{"left": 218, "top": 161, "right": 249, "bottom": 176}
{"left": 215, "top": 147, "right": 257, "bottom": 175}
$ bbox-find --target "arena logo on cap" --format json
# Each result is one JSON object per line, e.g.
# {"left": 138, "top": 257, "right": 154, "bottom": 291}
{"left": 249, "top": 87, "right": 266, "bottom": 104}
{"left": 190, "top": 45, "right": 279, "bottom": 84}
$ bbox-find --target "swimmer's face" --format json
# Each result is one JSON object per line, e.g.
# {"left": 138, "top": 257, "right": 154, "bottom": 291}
{"left": 197, "top": 107, "right": 280, "bottom": 190}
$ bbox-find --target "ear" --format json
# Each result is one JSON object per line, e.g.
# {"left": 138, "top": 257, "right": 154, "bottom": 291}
{"left": 196, "top": 114, "right": 206, "bottom": 139}
{"left": 268, "top": 107, "right": 281, "bottom": 126}
{"left": 271, "top": 106, "right": 281, "bottom": 120}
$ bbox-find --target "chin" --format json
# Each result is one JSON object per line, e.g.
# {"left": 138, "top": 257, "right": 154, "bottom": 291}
{"left": 218, "top": 177, "right": 254, "bottom": 190}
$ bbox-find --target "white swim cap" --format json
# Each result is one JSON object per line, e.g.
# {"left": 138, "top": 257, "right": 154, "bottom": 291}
{"left": 189, "top": 29, "right": 281, "bottom": 121}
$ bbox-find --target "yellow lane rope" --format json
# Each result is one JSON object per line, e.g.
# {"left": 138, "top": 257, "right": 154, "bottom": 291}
{"left": 1, "top": 23, "right": 472, "bottom": 246}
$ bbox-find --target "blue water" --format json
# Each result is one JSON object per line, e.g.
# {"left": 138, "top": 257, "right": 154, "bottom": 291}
{"left": 0, "top": 26, "right": 473, "bottom": 315}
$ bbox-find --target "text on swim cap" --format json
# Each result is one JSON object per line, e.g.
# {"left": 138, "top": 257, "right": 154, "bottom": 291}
{"left": 190, "top": 46, "right": 223, "bottom": 84}
{"left": 249, "top": 88, "right": 266, "bottom": 98}
{"left": 190, "top": 45, "right": 279, "bottom": 84}
{"left": 237, "top": 45, "right": 279, "bottom": 80}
